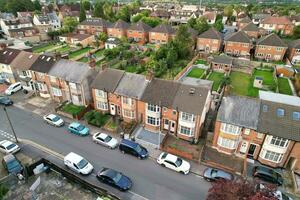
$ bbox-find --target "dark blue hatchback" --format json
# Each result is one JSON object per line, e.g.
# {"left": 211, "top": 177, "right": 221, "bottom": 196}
{"left": 119, "top": 139, "right": 148, "bottom": 159}
{"left": 97, "top": 168, "right": 132, "bottom": 191}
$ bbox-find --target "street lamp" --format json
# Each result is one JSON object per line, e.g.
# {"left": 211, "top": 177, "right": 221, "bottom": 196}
{"left": 3, "top": 107, "right": 18, "bottom": 143}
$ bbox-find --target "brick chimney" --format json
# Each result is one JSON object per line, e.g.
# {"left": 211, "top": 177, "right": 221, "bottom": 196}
{"left": 146, "top": 69, "right": 154, "bottom": 82}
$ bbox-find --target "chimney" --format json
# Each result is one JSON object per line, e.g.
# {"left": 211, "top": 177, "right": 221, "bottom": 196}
{"left": 146, "top": 69, "right": 154, "bottom": 82}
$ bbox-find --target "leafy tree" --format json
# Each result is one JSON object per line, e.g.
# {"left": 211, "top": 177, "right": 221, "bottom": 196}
{"left": 62, "top": 17, "right": 79, "bottom": 33}
{"left": 82, "top": 0, "right": 91, "bottom": 11}
{"left": 187, "top": 17, "right": 196, "bottom": 29}
{"left": 141, "top": 16, "right": 161, "bottom": 27}
{"left": 213, "top": 19, "right": 224, "bottom": 32}
{"left": 224, "top": 5, "right": 234, "bottom": 18}
{"left": 33, "top": 0, "right": 41, "bottom": 11}
{"left": 132, "top": 10, "right": 149, "bottom": 23}
{"left": 6, "top": 0, "right": 35, "bottom": 15}
{"left": 116, "top": 5, "right": 130, "bottom": 22}
{"left": 193, "top": 17, "right": 210, "bottom": 34}
{"left": 103, "top": 2, "right": 115, "bottom": 21}
{"left": 93, "top": 1, "right": 105, "bottom": 18}
{"left": 293, "top": 25, "right": 300, "bottom": 39}
{"left": 98, "top": 32, "right": 108, "bottom": 43}
{"left": 79, "top": 0, "right": 86, "bottom": 23}
{"left": 173, "top": 24, "right": 193, "bottom": 59}
{"left": 0, "top": 184, "right": 8, "bottom": 199}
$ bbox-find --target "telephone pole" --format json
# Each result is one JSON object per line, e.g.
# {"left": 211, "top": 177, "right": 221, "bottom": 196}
{"left": 3, "top": 107, "right": 18, "bottom": 143}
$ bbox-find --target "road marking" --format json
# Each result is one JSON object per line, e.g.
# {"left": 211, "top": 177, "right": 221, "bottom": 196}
{"left": 128, "top": 190, "right": 149, "bottom": 200}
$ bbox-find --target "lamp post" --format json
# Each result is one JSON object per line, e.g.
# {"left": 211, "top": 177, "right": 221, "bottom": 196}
{"left": 3, "top": 107, "right": 18, "bottom": 143}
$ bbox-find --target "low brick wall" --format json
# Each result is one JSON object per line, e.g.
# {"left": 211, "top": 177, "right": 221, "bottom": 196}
{"left": 165, "top": 146, "right": 194, "bottom": 160}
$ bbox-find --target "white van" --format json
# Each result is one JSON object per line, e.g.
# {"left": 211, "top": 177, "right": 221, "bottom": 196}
{"left": 5, "top": 82, "right": 22, "bottom": 95}
{"left": 64, "top": 152, "right": 93, "bottom": 175}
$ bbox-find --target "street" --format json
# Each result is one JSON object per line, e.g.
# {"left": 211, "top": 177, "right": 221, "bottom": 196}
{"left": 0, "top": 106, "right": 211, "bottom": 200}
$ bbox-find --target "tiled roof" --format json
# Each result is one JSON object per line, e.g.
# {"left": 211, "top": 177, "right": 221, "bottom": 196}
{"left": 60, "top": 33, "right": 93, "bottom": 41}
{"left": 128, "top": 21, "right": 151, "bottom": 32}
{"left": 202, "top": 11, "right": 216, "bottom": 21}
{"left": 10, "top": 51, "right": 39, "bottom": 71}
{"left": 225, "top": 31, "right": 251, "bottom": 44}
{"left": 30, "top": 55, "right": 56, "bottom": 73}
{"left": 242, "top": 22, "right": 259, "bottom": 32}
{"left": 239, "top": 17, "right": 251, "bottom": 23}
{"left": 257, "top": 33, "right": 287, "bottom": 47}
{"left": 109, "top": 19, "right": 130, "bottom": 30}
{"left": 150, "top": 24, "right": 175, "bottom": 34}
{"left": 261, "top": 16, "right": 293, "bottom": 25}
{"left": 211, "top": 55, "right": 234, "bottom": 65}
{"left": 288, "top": 39, "right": 300, "bottom": 49}
{"left": 91, "top": 68, "right": 124, "bottom": 92}
{"left": 0, "top": 48, "right": 21, "bottom": 65}
{"left": 198, "top": 27, "right": 222, "bottom": 40}
{"left": 80, "top": 18, "right": 110, "bottom": 27}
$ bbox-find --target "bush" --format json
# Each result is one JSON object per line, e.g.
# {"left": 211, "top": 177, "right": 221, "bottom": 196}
{"left": 84, "top": 110, "right": 110, "bottom": 127}
{"left": 0, "top": 184, "right": 8, "bottom": 199}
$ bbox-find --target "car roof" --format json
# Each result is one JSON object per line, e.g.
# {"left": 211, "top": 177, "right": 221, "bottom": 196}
{"left": 8, "top": 82, "right": 20, "bottom": 87}
{"left": 100, "top": 168, "right": 118, "bottom": 178}
{"left": 64, "top": 152, "right": 83, "bottom": 163}
{"left": 47, "top": 114, "right": 58, "bottom": 119}
{"left": 3, "top": 154, "right": 16, "bottom": 162}
{"left": 121, "top": 139, "right": 138, "bottom": 147}
{"left": 99, "top": 133, "right": 108, "bottom": 139}
{"left": 70, "top": 122, "right": 81, "bottom": 127}
{"left": 164, "top": 153, "right": 178, "bottom": 162}
{"left": 0, "top": 140, "right": 13, "bottom": 147}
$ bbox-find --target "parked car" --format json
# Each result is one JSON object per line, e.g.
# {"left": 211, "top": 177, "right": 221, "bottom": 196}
{"left": 96, "top": 167, "right": 132, "bottom": 191}
{"left": 2, "top": 154, "right": 23, "bottom": 175}
{"left": 253, "top": 166, "right": 283, "bottom": 186}
{"left": 0, "top": 96, "right": 13, "bottom": 106}
{"left": 68, "top": 122, "right": 89, "bottom": 136}
{"left": 119, "top": 139, "right": 148, "bottom": 159}
{"left": 92, "top": 132, "right": 118, "bottom": 149}
{"left": 0, "top": 140, "right": 20, "bottom": 154}
{"left": 64, "top": 152, "right": 93, "bottom": 175}
{"left": 43, "top": 114, "right": 64, "bottom": 127}
{"left": 157, "top": 152, "right": 190, "bottom": 174}
{"left": 5, "top": 82, "right": 22, "bottom": 95}
{"left": 203, "top": 167, "right": 234, "bottom": 181}
{"left": 274, "top": 190, "right": 293, "bottom": 200}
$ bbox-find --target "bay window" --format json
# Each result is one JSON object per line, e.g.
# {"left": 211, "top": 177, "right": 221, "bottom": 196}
{"left": 147, "top": 116, "right": 160, "bottom": 126}
{"left": 147, "top": 104, "right": 160, "bottom": 112}
{"left": 217, "top": 136, "right": 237, "bottom": 149}
{"left": 220, "top": 123, "right": 241, "bottom": 135}
{"left": 180, "top": 112, "right": 195, "bottom": 122}
{"left": 178, "top": 125, "right": 194, "bottom": 136}
{"left": 96, "top": 101, "right": 108, "bottom": 110}
{"left": 123, "top": 109, "right": 135, "bottom": 119}
{"left": 270, "top": 136, "right": 288, "bottom": 148}
{"left": 261, "top": 150, "right": 284, "bottom": 163}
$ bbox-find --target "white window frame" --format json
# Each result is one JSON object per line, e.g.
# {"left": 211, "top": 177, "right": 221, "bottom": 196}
{"left": 147, "top": 103, "right": 160, "bottom": 112}
{"left": 52, "top": 87, "right": 62, "bottom": 96}
{"left": 122, "top": 109, "right": 135, "bottom": 119}
{"left": 220, "top": 123, "right": 241, "bottom": 135}
{"left": 180, "top": 112, "right": 195, "bottom": 122}
{"left": 96, "top": 89, "right": 106, "bottom": 98}
{"left": 244, "top": 128, "right": 250, "bottom": 135}
{"left": 178, "top": 125, "right": 194, "bottom": 136}
{"left": 262, "top": 150, "right": 284, "bottom": 163}
{"left": 96, "top": 101, "right": 108, "bottom": 110}
{"left": 122, "top": 96, "right": 132, "bottom": 106}
{"left": 146, "top": 116, "right": 160, "bottom": 126}
{"left": 217, "top": 136, "right": 237, "bottom": 149}
{"left": 269, "top": 136, "right": 288, "bottom": 148}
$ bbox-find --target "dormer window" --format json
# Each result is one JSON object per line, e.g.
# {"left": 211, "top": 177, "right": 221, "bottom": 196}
{"left": 276, "top": 108, "right": 285, "bottom": 117}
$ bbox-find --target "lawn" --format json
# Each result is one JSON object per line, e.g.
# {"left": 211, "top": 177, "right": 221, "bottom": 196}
{"left": 94, "top": 49, "right": 105, "bottom": 57}
{"left": 69, "top": 47, "right": 93, "bottom": 59}
{"left": 78, "top": 57, "right": 88, "bottom": 63}
{"left": 187, "top": 68, "right": 205, "bottom": 78}
{"left": 55, "top": 45, "right": 71, "bottom": 53}
{"left": 195, "top": 59, "right": 208, "bottom": 65}
{"left": 62, "top": 103, "right": 85, "bottom": 115}
{"left": 253, "top": 69, "right": 276, "bottom": 86}
{"left": 33, "top": 43, "right": 57, "bottom": 53}
{"left": 230, "top": 71, "right": 252, "bottom": 96}
{"left": 278, "top": 77, "right": 293, "bottom": 95}
{"left": 84, "top": 110, "right": 111, "bottom": 127}
{"left": 207, "top": 72, "right": 224, "bottom": 91}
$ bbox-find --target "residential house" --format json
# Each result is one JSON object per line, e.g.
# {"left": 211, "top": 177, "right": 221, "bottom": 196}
{"left": 257, "top": 91, "right": 300, "bottom": 168}
{"left": 291, "top": 14, "right": 300, "bottom": 26}
{"left": 107, "top": 19, "right": 130, "bottom": 39}
{"left": 47, "top": 59, "right": 96, "bottom": 106}
{"left": 259, "top": 16, "right": 294, "bottom": 36}
{"left": 212, "top": 96, "right": 263, "bottom": 159}
{"left": 33, "top": 12, "right": 61, "bottom": 30}
{"left": 287, "top": 39, "right": 300, "bottom": 65}
{"left": 238, "top": 17, "right": 252, "bottom": 30}
{"left": 0, "top": 48, "right": 21, "bottom": 83}
{"left": 29, "top": 55, "right": 56, "bottom": 98}
{"left": 224, "top": 31, "right": 252, "bottom": 57}
{"left": 275, "top": 65, "right": 295, "bottom": 78}
{"left": 210, "top": 55, "right": 234, "bottom": 74}
{"left": 252, "top": 13, "right": 271, "bottom": 25}
{"left": 197, "top": 27, "right": 222, "bottom": 53}
{"left": 169, "top": 9, "right": 200, "bottom": 24}
{"left": 255, "top": 33, "right": 287, "bottom": 61}
{"left": 0, "top": 18, "right": 37, "bottom": 39}
{"left": 241, "top": 22, "right": 260, "bottom": 39}
{"left": 58, "top": 3, "right": 80, "bottom": 22}
{"left": 105, "top": 38, "right": 120, "bottom": 49}
{"left": 9, "top": 51, "right": 39, "bottom": 92}
{"left": 59, "top": 33, "right": 95, "bottom": 47}
{"left": 77, "top": 18, "right": 110, "bottom": 35}
{"left": 150, "top": 10, "right": 170, "bottom": 20}
{"left": 149, "top": 24, "right": 176, "bottom": 45}
{"left": 0, "top": 12, "right": 15, "bottom": 20}
{"left": 127, "top": 21, "right": 151, "bottom": 45}
{"left": 17, "top": 12, "right": 34, "bottom": 22}
{"left": 202, "top": 11, "right": 217, "bottom": 25}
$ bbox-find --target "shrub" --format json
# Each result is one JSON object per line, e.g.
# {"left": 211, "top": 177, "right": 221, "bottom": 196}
{"left": 84, "top": 110, "right": 110, "bottom": 127}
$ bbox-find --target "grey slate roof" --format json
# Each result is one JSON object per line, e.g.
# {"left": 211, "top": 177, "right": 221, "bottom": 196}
{"left": 179, "top": 77, "right": 213, "bottom": 89}
{"left": 239, "top": 17, "right": 251, "bottom": 23}
{"left": 80, "top": 18, "right": 110, "bottom": 27}
{"left": 198, "top": 27, "right": 222, "bottom": 40}
{"left": 150, "top": 24, "right": 175, "bottom": 34}
{"left": 110, "top": 19, "right": 129, "bottom": 29}
{"left": 30, "top": 55, "right": 56, "bottom": 73}
{"left": 0, "top": 48, "right": 21, "bottom": 65}
{"left": 48, "top": 59, "right": 92, "bottom": 83}
{"left": 217, "top": 96, "right": 260, "bottom": 129}
{"left": 257, "top": 33, "right": 287, "bottom": 47}
{"left": 10, "top": 51, "right": 39, "bottom": 71}
{"left": 288, "top": 39, "right": 300, "bottom": 49}
{"left": 114, "top": 73, "right": 148, "bottom": 99}
{"left": 242, "top": 22, "right": 259, "bottom": 32}
{"left": 91, "top": 68, "right": 124, "bottom": 92}
{"left": 211, "top": 55, "right": 234, "bottom": 65}
{"left": 258, "top": 91, "right": 300, "bottom": 141}
{"left": 128, "top": 21, "right": 151, "bottom": 32}
{"left": 225, "top": 31, "right": 251, "bottom": 44}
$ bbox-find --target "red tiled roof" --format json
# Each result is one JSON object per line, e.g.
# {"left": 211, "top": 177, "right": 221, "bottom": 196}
{"left": 261, "top": 16, "right": 293, "bottom": 25}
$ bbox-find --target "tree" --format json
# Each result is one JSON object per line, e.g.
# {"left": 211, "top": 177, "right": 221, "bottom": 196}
{"left": 294, "top": 25, "right": 300, "bottom": 39}
{"left": 98, "top": 32, "right": 108, "bottom": 43}
{"left": 79, "top": 0, "right": 86, "bottom": 23}
{"left": 224, "top": 5, "right": 234, "bottom": 18}
{"left": 173, "top": 24, "right": 193, "bottom": 59}
{"left": 131, "top": 10, "right": 149, "bottom": 23}
{"left": 213, "top": 19, "right": 224, "bottom": 32}
{"left": 193, "top": 17, "right": 210, "bottom": 34}
{"left": 93, "top": 1, "right": 105, "bottom": 18}
{"left": 116, "top": 5, "right": 130, "bottom": 22}
{"left": 33, "top": 0, "right": 41, "bottom": 11}
{"left": 187, "top": 17, "right": 196, "bottom": 29}
{"left": 62, "top": 17, "right": 79, "bottom": 33}
{"left": 82, "top": 0, "right": 91, "bottom": 11}
{"left": 141, "top": 16, "right": 161, "bottom": 27}
{"left": 103, "top": 2, "right": 114, "bottom": 21}
{"left": 6, "top": 0, "right": 35, "bottom": 15}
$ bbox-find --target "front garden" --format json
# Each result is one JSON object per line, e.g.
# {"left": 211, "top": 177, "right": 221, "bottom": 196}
{"left": 62, "top": 103, "right": 85, "bottom": 116}
{"left": 84, "top": 110, "right": 111, "bottom": 127}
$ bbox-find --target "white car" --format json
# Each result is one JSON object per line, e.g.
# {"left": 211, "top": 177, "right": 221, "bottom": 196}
{"left": 43, "top": 114, "right": 64, "bottom": 127}
{"left": 0, "top": 140, "right": 20, "bottom": 154}
{"left": 64, "top": 152, "right": 93, "bottom": 175}
{"left": 157, "top": 152, "right": 190, "bottom": 174}
{"left": 5, "top": 82, "right": 22, "bottom": 95}
{"left": 92, "top": 132, "right": 118, "bottom": 149}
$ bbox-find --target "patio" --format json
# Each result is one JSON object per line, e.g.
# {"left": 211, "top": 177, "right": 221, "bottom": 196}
{"left": 133, "top": 125, "right": 165, "bottom": 149}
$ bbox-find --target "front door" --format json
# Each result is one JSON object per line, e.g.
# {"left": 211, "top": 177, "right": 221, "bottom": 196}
{"left": 170, "top": 121, "right": 175, "bottom": 133}
{"left": 247, "top": 144, "right": 257, "bottom": 158}
{"left": 110, "top": 104, "right": 116, "bottom": 115}
{"left": 163, "top": 119, "right": 169, "bottom": 130}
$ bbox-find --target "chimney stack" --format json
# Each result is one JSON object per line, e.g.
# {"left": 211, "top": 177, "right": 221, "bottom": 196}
{"left": 146, "top": 69, "right": 154, "bottom": 82}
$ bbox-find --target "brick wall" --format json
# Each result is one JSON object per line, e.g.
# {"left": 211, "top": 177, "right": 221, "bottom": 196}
{"left": 255, "top": 45, "right": 287, "bottom": 61}
{"left": 224, "top": 41, "right": 251, "bottom": 56}
{"left": 127, "top": 30, "right": 148, "bottom": 45}
{"left": 197, "top": 38, "right": 222, "bottom": 53}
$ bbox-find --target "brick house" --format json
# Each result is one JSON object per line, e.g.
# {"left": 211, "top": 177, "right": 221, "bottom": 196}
{"left": 210, "top": 55, "right": 234, "bottom": 74}
{"left": 255, "top": 33, "right": 287, "bottom": 61}
{"left": 287, "top": 39, "right": 300, "bottom": 65}
{"left": 224, "top": 31, "right": 252, "bottom": 57}
{"left": 238, "top": 17, "right": 252, "bottom": 30}
{"left": 0, "top": 48, "right": 21, "bottom": 83}
{"left": 241, "top": 22, "right": 260, "bottom": 39}
{"left": 59, "top": 33, "right": 95, "bottom": 47}
{"left": 197, "top": 27, "right": 222, "bottom": 53}
{"left": 150, "top": 10, "right": 170, "bottom": 20}
{"left": 107, "top": 19, "right": 130, "bottom": 39}
{"left": 149, "top": 24, "right": 176, "bottom": 45}
{"left": 259, "top": 16, "right": 294, "bottom": 36}
{"left": 77, "top": 18, "right": 110, "bottom": 35}
{"left": 127, "top": 21, "right": 151, "bottom": 45}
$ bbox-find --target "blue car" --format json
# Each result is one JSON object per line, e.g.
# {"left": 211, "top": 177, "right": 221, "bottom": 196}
{"left": 68, "top": 122, "right": 89, "bottom": 136}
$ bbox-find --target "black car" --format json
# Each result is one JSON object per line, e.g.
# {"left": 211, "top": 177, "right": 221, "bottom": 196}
{"left": 253, "top": 166, "right": 283, "bottom": 186}
{"left": 119, "top": 139, "right": 148, "bottom": 159}
{"left": 96, "top": 167, "right": 132, "bottom": 191}
{"left": 2, "top": 154, "right": 23, "bottom": 175}
{"left": 0, "top": 96, "right": 13, "bottom": 106}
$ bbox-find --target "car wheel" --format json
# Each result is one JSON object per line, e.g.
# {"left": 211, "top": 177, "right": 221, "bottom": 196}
{"left": 161, "top": 163, "right": 165, "bottom": 167}
{"left": 179, "top": 171, "right": 185, "bottom": 174}
{"left": 11, "top": 91, "right": 14, "bottom": 94}
{"left": 138, "top": 156, "right": 142, "bottom": 160}
{"left": 121, "top": 150, "right": 125, "bottom": 154}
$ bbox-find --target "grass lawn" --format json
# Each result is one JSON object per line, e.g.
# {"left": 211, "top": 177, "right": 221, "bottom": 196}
{"left": 253, "top": 69, "right": 276, "bottom": 86}
{"left": 69, "top": 47, "right": 93, "bottom": 59}
{"left": 207, "top": 72, "right": 224, "bottom": 91}
{"left": 230, "top": 71, "right": 252, "bottom": 96}
{"left": 55, "top": 45, "right": 71, "bottom": 53}
{"left": 62, "top": 103, "right": 85, "bottom": 115}
{"left": 33, "top": 43, "right": 57, "bottom": 53}
{"left": 94, "top": 49, "right": 105, "bottom": 57}
{"left": 84, "top": 110, "right": 111, "bottom": 127}
{"left": 125, "top": 65, "right": 138, "bottom": 73}
{"left": 278, "top": 77, "right": 293, "bottom": 95}
{"left": 78, "top": 57, "right": 88, "bottom": 63}
{"left": 195, "top": 59, "right": 208, "bottom": 65}
{"left": 187, "top": 68, "right": 205, "bottom": 78}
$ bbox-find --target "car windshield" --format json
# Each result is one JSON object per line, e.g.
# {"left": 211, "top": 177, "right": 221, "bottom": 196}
{"left": 211, "top": 169, "right": 218, "bottom": 177}
{"left": 52, "top": 116, "right": 60, "bottom": 122}
{"left": 7, "top": 160, "right": 20, "bottom": 170}
{"left": 77, "top": 125, "right": 85, "bottom": 131}
{"left": 112, "top": 172, "right": 122, "bottom": 183}
{"left": 135, "top": 145, "right": 142, "bottom": 153}
{"left": 6, "top": 144, "right": 16, "bottom": 150}
{"left": 0, "top": 97, "right": 9, "bottom": 101}
{"left": 175, "top": 158, "right": 183, "bottom": 167}
{"left": 77, "top": 159, "right": 88, "bottom": 169}
{"left": 104, "top": 136, "right": 112, "bottom": 143}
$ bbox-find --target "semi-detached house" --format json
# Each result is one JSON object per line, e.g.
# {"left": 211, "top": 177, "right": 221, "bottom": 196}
{"left": 197, "top": 27, "right": 223, "bottom": 54}
{"left": 149, "top": 24, "right": 176, "bottom": 45}
{"left": 0, "top": 48, "right": 21, "bottom": 83}
{"left": 224, "top": 31, "right": 252, "bottom": 58}
{"left": 107, "top": 19, "right": 130, "bottom": 39}
{"left": 77, "top": 18, "right": 111, "bottom": 35}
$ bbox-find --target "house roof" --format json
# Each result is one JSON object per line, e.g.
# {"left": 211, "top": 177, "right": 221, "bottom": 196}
{"left": 109, "top": 19, "right": 129, "bottom": 30}
{"left": 10, "top": 51, "right": 39, "bottom": 71}
{"left": 114, "top": 73, "right": 148, "bottom": 99}
{"left": 239, "top": 17, "right": 251, "bottom": 24}
{"left": 128, "top": 21, "right": 151, "bottom": 32}
{"left": 257, "top": 33, "right": 287, "bottom": 47}
{"left": 150, "top": 10, "right": 170, "bottom": 18}
{"left": 224, "top": 31, "right": 251, "bottom": 44}
{"left": 257, "top": 91, "right": 300, "bottom": 141}
{"left": 60, "top": 33, "right": 93, "bottom": 41}
{"left": 141, "top": 78, "right": 180, "bottom": 108}
{"left": 242, "top": 22, "right": 259, "bottom": 32}
{"left": 150, "top": 24, "right": 175, "bottom": 34}
{"left": 30, "top": 55, "right": 56, "bottom": 73}
{"left": 91, "top": 68, "right": 124, "bottom": 92}
{"left": 80, "top": 18, "right": 110, "bottom": 27}
{"left": 217, "top": 96, "right": 260, "bottom": 129}
{"left": 188, "top": 27, "right": 198, "bottom": 37}
{"left": 172, "top": 83, "right": 210, "bottom": 115}
{"left": 198, "top": 27, "right": 222, "bottom": 40}
{"left": 48, "top": 59, "right": 91, "bottom": 83}
{"left": 261, "top": 16, "right": 293, "bottom": 25}
{"left": 179, "top": 77, "right": 213, "bottom": 89}
{"left": 291, "top": 14, "right": 300, "bottom": 22}
{"left": 211, "top": 55, "right": 234, "bottom": 65}
{"left": 202, "top": 11, "right": 216, "bottom": 21}
{"left": 288, "top": 39, "right": 300, "bottom": 49}
{"left": 0, "top": 48, "right": 21, "bottom": 65}
{"left": 252, "top": 13, "right": 270, "bottom": 20}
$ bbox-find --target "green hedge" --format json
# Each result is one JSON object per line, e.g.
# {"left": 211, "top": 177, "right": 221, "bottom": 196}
{"left": 84, "top": 110, "right": 110, "bottom": 127}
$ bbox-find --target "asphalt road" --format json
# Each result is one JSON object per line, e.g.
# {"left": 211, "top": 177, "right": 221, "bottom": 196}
{"left": 0, "top": 106, "right": 211, "bottom": 200}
